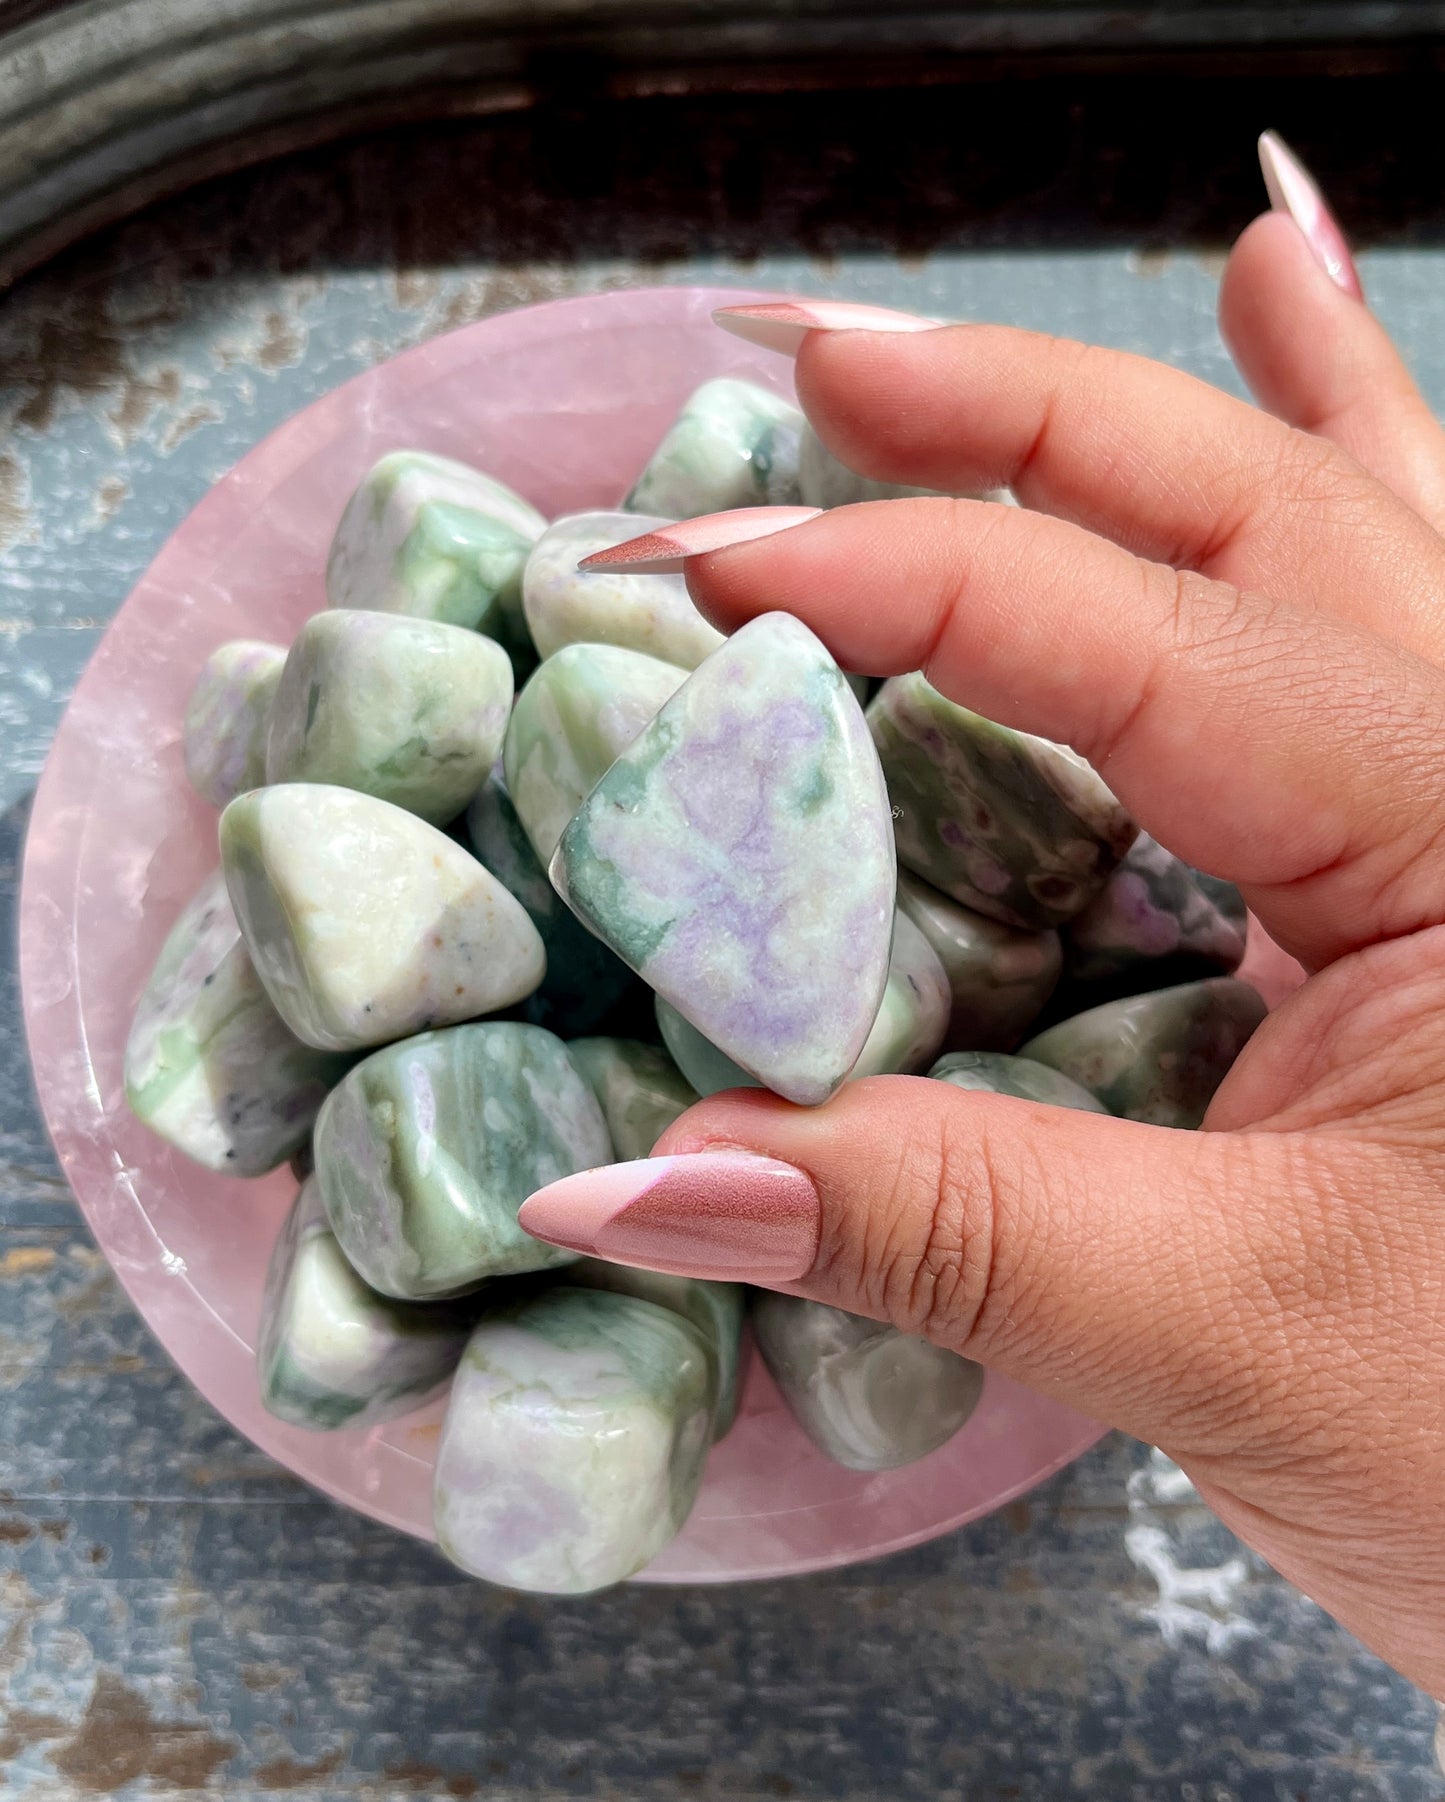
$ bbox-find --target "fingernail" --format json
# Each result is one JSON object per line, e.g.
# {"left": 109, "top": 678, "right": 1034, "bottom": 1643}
{"left": 714, "top": 299, "right": 941, "bottom": 357}
{"left": 1258, "top": 131, "right": 1364, "bottom": 301}
{"left": 578, "top": 505, "right": 822, "bottom": 575}
{"left": 518, "top": 1151, "right": 821, "bottom": 1282}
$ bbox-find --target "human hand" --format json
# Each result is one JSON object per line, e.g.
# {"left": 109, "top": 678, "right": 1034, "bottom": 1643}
{"left": 522, "top": 138, "right": 1445, "bottom": 1693}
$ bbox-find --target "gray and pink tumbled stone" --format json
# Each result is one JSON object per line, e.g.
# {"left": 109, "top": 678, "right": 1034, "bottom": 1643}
{"left": 183, "top": 639, "right": 285, "bottom": 807}
{"left": 552, "top": 613, "right": 896, "bottom": 1107}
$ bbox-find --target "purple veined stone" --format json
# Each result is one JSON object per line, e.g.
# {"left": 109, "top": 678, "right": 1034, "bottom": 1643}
{"left": 183, "top": 639, "right": 285, "bottom": 808}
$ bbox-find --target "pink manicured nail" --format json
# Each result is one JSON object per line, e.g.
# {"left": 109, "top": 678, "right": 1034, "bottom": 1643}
{"left": 518, "top": 1151, "right": 821, "bottom": 1282}
{"left": 1258, "top": 131, "right": 1364, "bottom": 301}
{"left": 714, "top": 299, "right": 941, "bottom": 356}
{"left": 578, "top": 505, "right": 822, "bottom": 575}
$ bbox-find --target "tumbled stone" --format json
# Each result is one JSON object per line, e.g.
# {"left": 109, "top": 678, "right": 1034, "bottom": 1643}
{"left": 220, "top": 784, "right": 545, "bottom": 1051}
{"left": 655, "top": 996, "right": 759, "bottom": 1099}
{"left": 258, "top": 1180, "right": 474, "bottom": 1431}
{"left": 326, "top": 450, "right": 546, "bottom": 674}
{"left": 433, "top": 1285, "right": 713, "bottom": 1592}
{"left": 929, "top": 1049, "right": 1107, "bottom": 1113}
{"left": 183, "top": 640, "right": 285, "bottom": 808}
{"left": 503, "top": 643, "right": 687, "bottom": 865}
{"left": 463, "top": 770, "right": 639, "bottom": 1035}
{"left": 1062, "top": 831, "right": 1248, "bottom": 999}
{"left": 554, "top": 613, "right": 896, "bottom": 1107}
{"left": 265, "top": 610, "right": 512, "bottom": 826}
{"left": 568, "top": 1257, "right": 746, "bottom": 1440}
{"left": 1019, "top": 977, "right": 1267, "bottom": 1129}
{"left": 851, "top": 911, "right": 950, "bottom": 1079}
{"left": 314, "top": 1022, "right": 608, "bottom": 1299}
{"left": 625, "top": 377, "right": 805, "bottom": 516}
{"left": 751, "top": 1293, "right": 983, "bottom": 1471}
{"left": 124, "top": 871, "right": 351, "bottom": 1175}
{"left": 566, "top": 1036, "right": 699, "bottom": 1161}
{"left": 868, "top": 672, "right": 1138, "bottom": 930}
{"left": 522, "top": 512, "right": 724, "bottom": 669}
{"left": 897, "top": 870, "right": 1062, "bottom": 1051}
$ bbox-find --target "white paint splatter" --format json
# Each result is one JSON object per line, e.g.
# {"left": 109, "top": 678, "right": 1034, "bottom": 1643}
{"left": 1124, "top": 1447, "right": 1258, "bottom": 1655}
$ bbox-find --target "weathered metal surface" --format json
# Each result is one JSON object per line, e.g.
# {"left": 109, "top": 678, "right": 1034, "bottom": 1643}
{"left": 2, "top": 78, "right": 1444, "bottom": 1796}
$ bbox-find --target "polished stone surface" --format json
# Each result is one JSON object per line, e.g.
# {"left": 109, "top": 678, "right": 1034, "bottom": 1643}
{"left": 182, "top": 638, "right": 285, "bottom": 808}
{"left": 265, "top": 609, "right": 513, "bottom": 825}
{"left": 851, "top": 910, "right": 951, "bottom": 1079}
{"left": 654, "top": 994, "right": 760, "bottom": 1098}
{"left": 314, "top": 1021, "right": 608, "bottom": 1299}
{"left": 929, "top": 1049, "right": 1109, "bottom": 1113}
{"left": 257, "top": 1178, "right": 474, "bottom": 1431}
{"left": 1020, "top": 977, "right": 1268, "bottom": 1129}
{"left": 463, "top": 768, "right": 641, "bottom": 1035}
{"left": 567, "top": 1035, "right": 700, "bottom": 1161}
{"left": 897, "top": 868, "right": 1062, "bottom": 1052}
{"left": 626, "top": 376, "right": 805, "bottom": 516}
{"left": 220, "top": 783, "right": 545, "bottom": 1051}
{"left": 752, "top": 1293, "right": 984, "bottom": 1472}
{"left": 433, "top": 1286, "right": 714, "bottom": 1592}
{"left": 870, "top": 672, "right": 1138, "bottom": 930}
{"left": 124, "top": 869, "right": 352, "bottom": 1175}
{"left": 554, "top": 613, "right": 896, "bottom": 1106}
{"left": 326, "top": 449, "right": 545, "bottom": 675}
{"left": 522, "top": 510, "right": 725, "bottom": 668}
{"left": 503, "top": 641, "right": 687, "bottom": 864}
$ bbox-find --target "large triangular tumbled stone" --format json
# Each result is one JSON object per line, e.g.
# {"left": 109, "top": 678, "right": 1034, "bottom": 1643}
{"left": 551, "top": 612, "right": 895, "bottom": 1106}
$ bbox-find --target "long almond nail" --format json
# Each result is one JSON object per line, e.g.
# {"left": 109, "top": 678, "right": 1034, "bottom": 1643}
{"left": 518, "top": 1151, "right": 821, "bottom": 1282}
{"left": 714, "top": 299, "right": 940, "bottom": 357}
{"left": 578, "top": 505, "right": 822, "bottom": 575}
{"left": 1258, "top": 131, "right": 1364, "bottom": 301}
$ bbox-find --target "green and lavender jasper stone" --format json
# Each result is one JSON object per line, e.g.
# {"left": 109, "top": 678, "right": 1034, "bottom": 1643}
{"left": 183, "top": 639, "right": 285, "bottom": 807}
{"left": 522, "top": 511, "right": 724, "bottom": 670}
{"left": 566, "top": 1036, "right": 699, "bottom": 1162}
{"left": 220, "top": 784, "right": 545, "bottom": 1052}
{"left": 433, "top": 1286, "right": 714, "bottom": 1593}
{"left": 124, "top": 871, "right": 351, "bottom": 1175}
{"left": 463, "top": 770, "right": 639, "bottom": 1036}
{"left": 897, "top": 869, "right": 1061, "bottom": 1052}
{"left": 314, "top": 1022, "right": 609, "bottom": 1300}
{"left": 553, "top": 613, "right": 896, "bottom": 1108}
{"left": 625, "top": 377, "right": 805, "bottom": 516}
{"left": 851, "top": 911, "right": 951, "bottom": 1079}
{"left": 568, "top": 1257, "right": 746, "bottom": 1441}
{"left": 868, "top": 672, "right": 1138, "bottom": 931}
{"left": 258, "top": 1180, "right": 474, "bottom": 1431}
{"left": 929, "top": 1049, "right": 1107, "bottom": 1113}
{"left": 265, "top": 611, "right": 513, "bottom": 826}
{"left": 1061, "top": 831, "right": 1248, "bottom": 998}
{"left": 326, "top": 450, "right": 545, "bottom": 676}
{"left": 751, "top": 1293, "right": 984, "bottom": 1472}
{"left": 1019, "top": 977, "right": 1267, "bottom": 1129}
{"left": 502, "top": 642, "right": 687, "bottom": 865}
{"left": 655, "top": 997, "right": 758, "bottom": 1099}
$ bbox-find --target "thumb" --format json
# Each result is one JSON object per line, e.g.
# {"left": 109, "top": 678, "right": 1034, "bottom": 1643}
{"left": 519, "top": 1076, "right": 1306, "bottom": 1453}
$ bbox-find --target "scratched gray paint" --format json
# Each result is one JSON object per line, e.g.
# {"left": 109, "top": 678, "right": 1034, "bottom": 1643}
{"left": 2, "top": 86, "right": 1444, "bottom": 1798}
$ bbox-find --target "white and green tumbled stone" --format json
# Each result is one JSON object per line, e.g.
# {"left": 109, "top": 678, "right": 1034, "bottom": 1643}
{"left": 183, "top": 639, "right": 285, "bottom": 808}
{"left": 868, "top": 672, "right": 1138, "bottom": 931}
{"left": 929, "top": 1049, "right": 1107, "bottom": 1113}
{"left": 463, "top": 770, "right": 639, "bottom": 1036}
{"left": 326, "top": 450, "right": 546, "bottom": 676}
{"left": 751, "top": 1293, "right": 984, "bottom": 1472}
{"left": 502, "top": 642, "right": 687, "bottom": 865}
{"left": 897, "top": 869, "right": 1062, "bottom": 1052}
{"left": 553, "top": 613, "right": 896, "bottom": 1108}
{"left": 433, "top": 1285, "right": 714, "bottom": 1593}
{"left": 521, "top": 511, "right": 724, "bottom": 669}
{"left": 1018, "top": 977, "right": 1267, "bottom": 1129}
{"left": 314, "top": 1022, "right": 609, "bottom": 1300}
{"left": 258, "top": 1179, "right": 475, "bottom": 1431}
{"left": 265, "top": 610, "right": 513, "bottom": 826}
{"left": 568, "top": 1257, "right": 746, "bottom": 1441}
{"left": 1061, "top": 831, "right": 1248, "bottom": 999}
{"left": 624, "top": 377, "right": 805, "bottom": 516}
{"left": 220, "top": 783, "right": 545, "bottom": 1052}
{"left": 125, "top": 870, "right": 351, "bottom": 1175}
{"left": 566, "top": 1036, "right": 699, "bottom": 1162}
{"left": 851, "top": 910, "right": 950, "bottom": 1079}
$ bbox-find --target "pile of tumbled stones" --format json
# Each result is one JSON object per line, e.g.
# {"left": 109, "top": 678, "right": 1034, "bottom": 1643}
{"left": 125, "top": 375, "right": 1264, "bottom": 1595}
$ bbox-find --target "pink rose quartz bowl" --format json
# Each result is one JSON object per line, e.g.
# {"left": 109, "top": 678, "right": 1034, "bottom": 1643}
{"left": 18, "top": 286, "right": 1306, "bottom": 1583}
